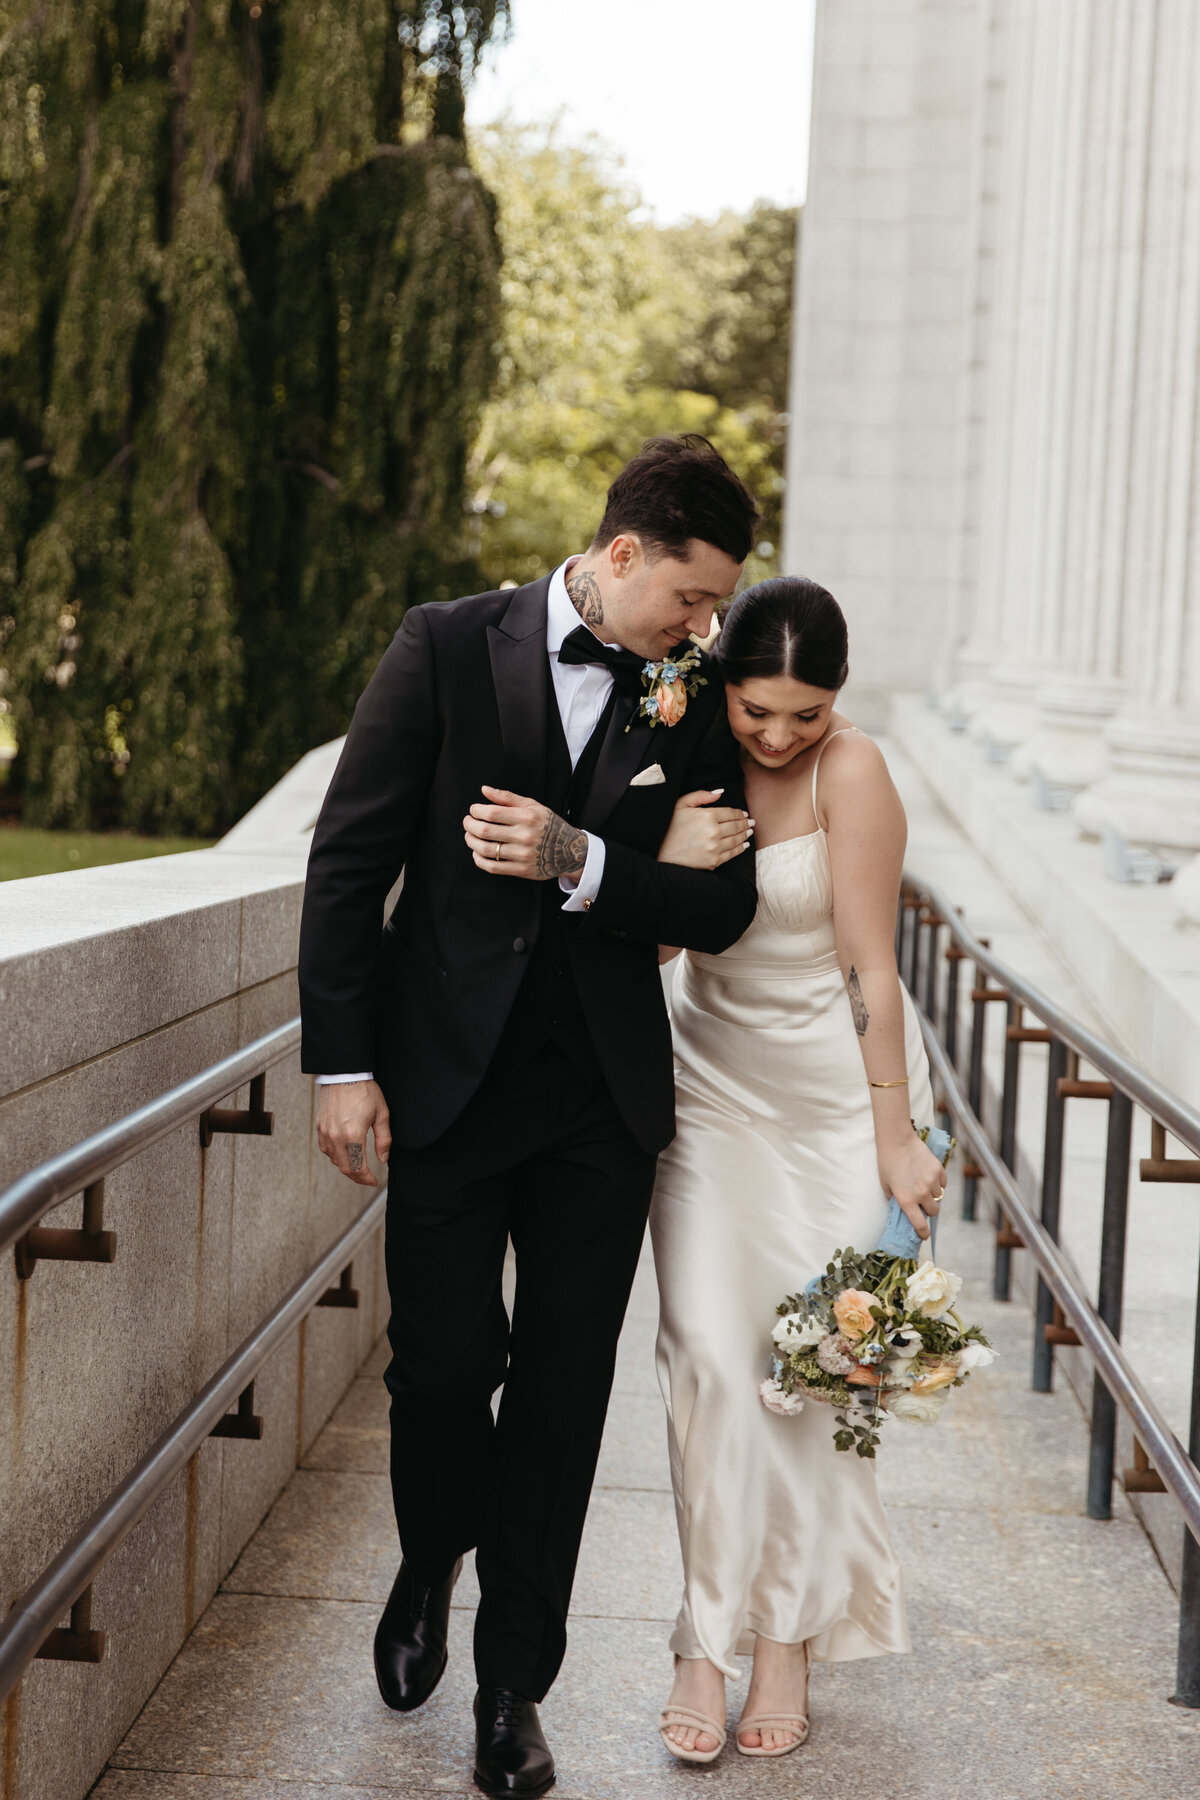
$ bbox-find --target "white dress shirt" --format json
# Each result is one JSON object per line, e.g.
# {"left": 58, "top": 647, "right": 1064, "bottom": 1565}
{"left": 319, "top": 558, "right": 612, "bottom": 1084}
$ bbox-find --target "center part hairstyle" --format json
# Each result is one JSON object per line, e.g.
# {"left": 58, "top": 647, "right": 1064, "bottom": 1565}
{"left": 592, "top": 434, "right": 761, "bottom": 565}
{"left": 715, "top": 576, "right": 850, "bottom": 692}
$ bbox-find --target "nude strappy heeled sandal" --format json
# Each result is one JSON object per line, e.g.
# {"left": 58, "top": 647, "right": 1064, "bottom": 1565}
{"left": 735, "top": 1641, "right": 811, "bottom": 1758}
{"left": 658, "top": 1704, "right": 727, "bottom": 1764}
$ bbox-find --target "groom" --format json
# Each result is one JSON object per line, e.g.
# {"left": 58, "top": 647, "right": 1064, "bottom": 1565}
{"left": 298, "top": 434, "right": 759, "bottom": 1797}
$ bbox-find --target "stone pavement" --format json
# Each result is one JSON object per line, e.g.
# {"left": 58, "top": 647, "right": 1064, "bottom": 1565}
{"left": 96, "top": 1171, "right": 1198, "bottom": 1800}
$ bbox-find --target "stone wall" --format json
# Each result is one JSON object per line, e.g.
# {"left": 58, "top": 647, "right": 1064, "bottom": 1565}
{"left": 0, "top": 740, "right": 385, "bottom": 1800}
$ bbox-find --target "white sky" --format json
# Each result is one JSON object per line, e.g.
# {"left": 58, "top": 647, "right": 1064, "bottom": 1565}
{"left": 467, "top": 0, "right": 816, "bottom": 223}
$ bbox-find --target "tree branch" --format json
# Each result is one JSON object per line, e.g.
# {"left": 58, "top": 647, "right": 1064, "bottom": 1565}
{"left": 281, "top": 459, "right": 340, "bottom": 493}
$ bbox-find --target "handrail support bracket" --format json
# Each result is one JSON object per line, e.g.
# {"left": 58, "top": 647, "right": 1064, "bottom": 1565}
{"left": 211, "top": 1381, "right": 264, "bottom": 1440}
{"left": 15, "top": 1178, "right": 116, "bottom": 1281}
{"left": 36, "top": 1585, "right": 104, "bottom": 1664}
{"left": 316, "top": 1264, "right": 360, "bottom": 1309}
{"left": 200, "top": 1072, "right": 274, "bottom": 1149}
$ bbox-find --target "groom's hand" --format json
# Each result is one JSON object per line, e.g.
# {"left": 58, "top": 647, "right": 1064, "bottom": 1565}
{"left": 464, "top": 785, "right": 588, "bottom": 881}
{"left": 316, "top": 1079, "right": 391, "bottom": 1186}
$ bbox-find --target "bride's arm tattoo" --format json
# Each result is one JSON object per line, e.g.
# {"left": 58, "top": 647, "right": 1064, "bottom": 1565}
{"left": 566, "top": 566, "right": 605, "bottom": 628}
{"left": 848, "top": 966, "right": 869, "bottom": 1036}
{"left": 535, "top": 811, "right": 589, "bottom": 879}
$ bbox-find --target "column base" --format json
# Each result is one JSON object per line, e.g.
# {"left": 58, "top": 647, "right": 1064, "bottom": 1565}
{"left": 1012, "top": 675, "right": 1124, "bottom": 807}
{"left": 940, "top": 642, "right": 1002, "bottom": 731}
{"left": 1075, "top": 707, "right": 1200, "bottom": 856}
{"left": 964, "top": 662, "right": 1038, "bottom": 767}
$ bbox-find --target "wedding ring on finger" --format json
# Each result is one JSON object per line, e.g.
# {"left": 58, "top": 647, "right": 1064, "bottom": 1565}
{"left": 493, "top": 840, "right": 502, "bottom": 860}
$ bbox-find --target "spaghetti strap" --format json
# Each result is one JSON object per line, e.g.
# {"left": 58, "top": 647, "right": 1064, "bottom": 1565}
{"left": 810, "top": 726, "right": 861, "bottom": 821}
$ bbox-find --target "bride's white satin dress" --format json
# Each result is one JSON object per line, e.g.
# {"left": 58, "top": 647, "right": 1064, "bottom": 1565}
{"left": 650, "top": 732, "right": 934, "bottom": 1676}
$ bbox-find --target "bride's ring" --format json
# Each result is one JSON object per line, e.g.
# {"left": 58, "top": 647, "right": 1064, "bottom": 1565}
{"left": 494, "top": 841, "right": 502, "bottom": 861}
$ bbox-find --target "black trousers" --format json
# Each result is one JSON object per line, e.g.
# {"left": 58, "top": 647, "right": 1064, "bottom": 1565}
{"left": 382, "top": 1043, "right": 657, "bottom": 1701}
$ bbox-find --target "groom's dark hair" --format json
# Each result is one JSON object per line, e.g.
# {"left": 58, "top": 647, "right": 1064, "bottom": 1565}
{"left": 592, "top": 434, "right": 760, "bottom": 564}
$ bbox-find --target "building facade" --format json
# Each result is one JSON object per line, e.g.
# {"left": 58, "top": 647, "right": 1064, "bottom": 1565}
{"left": 785, "top": 0, "right": 1200, "bottom": 887}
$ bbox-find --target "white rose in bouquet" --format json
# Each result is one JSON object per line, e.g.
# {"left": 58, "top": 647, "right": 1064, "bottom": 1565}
{"left": 889, "top": 1389, "right": 949, "bottom": 1425}
{"left": 904, "top": 1262, "right": 963, "bottom": 1320}
{"left": 772, "top": 1312, "right": 829, "bottom": 1351}
{"left": 957, "top": 1340, "right": 997, "bottom": 1371}
{"left": 760, "top": 1377, "right": 805, "bottom": 1416}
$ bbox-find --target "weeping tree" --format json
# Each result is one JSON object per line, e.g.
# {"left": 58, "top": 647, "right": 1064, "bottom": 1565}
{"left": 0, "top": 0, "right": 505, "bottom": 833}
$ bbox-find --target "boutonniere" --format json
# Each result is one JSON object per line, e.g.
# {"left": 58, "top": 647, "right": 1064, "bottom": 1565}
{"left": 627, "top": 645, "right": 708, "bottom": 731}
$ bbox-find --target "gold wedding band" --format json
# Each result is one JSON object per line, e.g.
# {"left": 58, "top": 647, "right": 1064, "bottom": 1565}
{"left": 494, "top": 841, "right": 502, "bottom": 860}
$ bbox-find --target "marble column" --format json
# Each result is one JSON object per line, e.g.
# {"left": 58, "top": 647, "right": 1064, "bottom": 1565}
{"left": 1076, "top": 0, "right": 1200, "bottom": 857}
{"left": 1017, "top": 0, "right": 1158, "bottom": 802}
{"left": 955, "top": 0, "right": 1041, "bottom": 755}
{"left": 943, "top": 0, "right": 1011, "bottom": 726}
{"left": 782, "top": 0, "right": 982, "bottom": 727}
{"left": 993, "top": 0, "right": 1091, "bottom": 778}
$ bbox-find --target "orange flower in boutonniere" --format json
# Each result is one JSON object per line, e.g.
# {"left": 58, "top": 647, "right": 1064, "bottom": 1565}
{"left": 628, "top": 646, "right": 708, "bottom": 732}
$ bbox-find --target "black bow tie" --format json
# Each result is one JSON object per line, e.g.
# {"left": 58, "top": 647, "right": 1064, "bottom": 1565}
{"left": 557, "top": 626, "right": 646, "bottom": 697}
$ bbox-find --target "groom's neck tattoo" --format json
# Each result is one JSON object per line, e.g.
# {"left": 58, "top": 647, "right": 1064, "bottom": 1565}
{"left": 535, "top": 810, "right": 589, "bottom": 880}
{"left": 567, "top": 566, "right": 605, "bottom": 629}
{"left": 848, "top": 966, "right": 870, "bottom": 1036}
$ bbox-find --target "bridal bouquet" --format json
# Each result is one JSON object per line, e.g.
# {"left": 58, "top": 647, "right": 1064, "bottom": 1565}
{"left": 760, "top": 1131, "right": 994, "bottom": 1456}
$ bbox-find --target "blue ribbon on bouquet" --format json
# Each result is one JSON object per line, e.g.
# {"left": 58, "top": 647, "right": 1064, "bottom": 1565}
{"left": 803, "top": 1124, "right": 954, "bottom": 1298}
{"left": 875, "top": 1124, "right": 954, "bottom": 1259}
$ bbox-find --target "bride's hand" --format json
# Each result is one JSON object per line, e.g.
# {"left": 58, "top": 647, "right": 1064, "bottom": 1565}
{"left": 657, "top": 790, "right": 753, "bottom": 870}
{"left": 877, "top": 1133, "right": 946, "bottom": 1242}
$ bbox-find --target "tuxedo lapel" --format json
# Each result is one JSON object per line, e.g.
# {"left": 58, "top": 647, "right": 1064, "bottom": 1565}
{"left": 487, "top": 576, "right": 551, "bottom": 801}
{"left": 578, "top": 702, "right": 658, "bottom": 833}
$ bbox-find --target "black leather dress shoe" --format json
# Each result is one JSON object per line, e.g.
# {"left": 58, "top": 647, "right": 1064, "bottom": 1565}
{"left": 373, "top": 1557, "right": 462, "bottom": 1712}
{"left": 473, "top": 1686, "right": 556, "bottom": 1798}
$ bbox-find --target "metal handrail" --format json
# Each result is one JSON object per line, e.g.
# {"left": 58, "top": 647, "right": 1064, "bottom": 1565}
{"left": 0, "top": 1186, "right": 386, "bottom": 1702}
{"left": 903, "top": 871, "right": 1200, "bottom": 1155}
{"left": 0, "top": 1019, "right": 301, "bottom": 1258}
{"left": 0, "top": 1011, "right": 383, "bottom": 1709}
{"left": 901, "top": 868, "right": 1200, "bottom": 1708}
{"left": 917, "top": 1016, "right": 1200, "bottom": 1541}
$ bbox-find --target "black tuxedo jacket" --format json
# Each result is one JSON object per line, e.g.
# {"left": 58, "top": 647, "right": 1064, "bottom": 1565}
{"left": 297, "top": 576, "right": 757, "bottom": 1153}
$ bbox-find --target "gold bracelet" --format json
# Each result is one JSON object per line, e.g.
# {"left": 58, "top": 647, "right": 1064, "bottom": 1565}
{"left": 869, "top": 1077, "right": 909, "bottom": 1088}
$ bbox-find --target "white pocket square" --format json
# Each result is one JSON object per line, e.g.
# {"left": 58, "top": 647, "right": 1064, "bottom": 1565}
{"left": 629, "top": 763, "right": 666, "bottom": 787}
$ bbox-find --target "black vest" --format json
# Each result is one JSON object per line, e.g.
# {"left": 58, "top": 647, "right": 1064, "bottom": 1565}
{"left": 494, "top": 667, "right": 620, "bottom": 1082}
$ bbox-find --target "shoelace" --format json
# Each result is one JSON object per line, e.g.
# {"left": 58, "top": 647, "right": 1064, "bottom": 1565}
{"left": 489, "top": 1689, "right": 526, "bottom": 1727}
{"left": 400, "top": 1564, "right": 438, "bottom": 1619}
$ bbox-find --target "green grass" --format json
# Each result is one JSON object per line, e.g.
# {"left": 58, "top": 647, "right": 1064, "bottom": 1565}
{"left": 0, "top": 827, "right": 216, "bottom": 882}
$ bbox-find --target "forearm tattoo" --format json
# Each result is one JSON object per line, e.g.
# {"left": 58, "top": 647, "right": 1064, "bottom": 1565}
{"left": 566, "top": 566, "right": 605, "bottom": 628}
{"left": 347, "top": 1142, "right": 364, "bottom": 1171}
{"left": 535, "top": 810, "right": 588, "bottom": 879}
{"left": 848, "top": 966, "right": 870, "bottom": 1037}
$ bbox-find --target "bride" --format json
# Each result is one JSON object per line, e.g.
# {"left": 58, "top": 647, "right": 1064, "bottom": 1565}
{"left": 649, "top": 575, "right": 947, "bottom": 1762}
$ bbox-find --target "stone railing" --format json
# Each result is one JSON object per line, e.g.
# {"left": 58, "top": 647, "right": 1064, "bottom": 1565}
{"left": 0, "top": 739, "right": 381, "bottom": 1800}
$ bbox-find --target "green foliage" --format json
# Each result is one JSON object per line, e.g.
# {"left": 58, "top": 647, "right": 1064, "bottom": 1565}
{"left": 642, "top": 203, "right": 798, "bottom": 416}
{"left": 0, "top": 0, "right": 506, "bottom": 832}
{"left": 0, "top": 825, "right": 215, "bottom": 881}
{"left": 634, "top": 202, "right": 797, "bottom": 563}
{"left": 469, "top": 122, "right": 797, "bottom": 587}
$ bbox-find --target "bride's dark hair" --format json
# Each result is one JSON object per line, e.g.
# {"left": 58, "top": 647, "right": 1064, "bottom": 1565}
{"left": 714, "top": 576, "right": 849, "bottom": 691}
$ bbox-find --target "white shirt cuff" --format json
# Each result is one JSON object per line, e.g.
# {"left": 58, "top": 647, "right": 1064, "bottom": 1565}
{"left": 560, "top": 833, "right": 605, "bottom": 911}
{"left": 316, "top": 1072, "right": 374, "bottom": 1084}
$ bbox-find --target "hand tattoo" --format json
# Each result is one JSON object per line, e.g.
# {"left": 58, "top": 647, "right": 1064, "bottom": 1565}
{"left": 566, "top": 566, "right": 604, "bottom": 628}
{"left": 848, "top": 966, "right": 869, "bottom": 1037}
{"left": 347, "top": 1143, "right": 365, "bottom": 1171}
{"left": 535, "top": 810, "right": 588, "bottom": 879}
